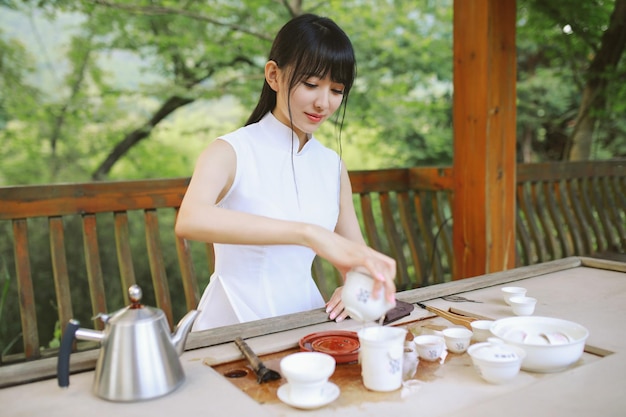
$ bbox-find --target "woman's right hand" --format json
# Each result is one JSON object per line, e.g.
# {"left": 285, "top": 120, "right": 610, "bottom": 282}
{"left": 306, "top": 224, "right": 397, "bottom": 304}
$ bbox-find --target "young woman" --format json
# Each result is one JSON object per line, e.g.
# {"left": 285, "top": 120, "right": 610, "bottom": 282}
{"left": 175, "top": 13, "right": 396, "bottom": 331}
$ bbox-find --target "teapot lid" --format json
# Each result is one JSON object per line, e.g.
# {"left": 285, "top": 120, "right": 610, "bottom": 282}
{"left": 108, "top": 285, "right": 165, "bottom": 325}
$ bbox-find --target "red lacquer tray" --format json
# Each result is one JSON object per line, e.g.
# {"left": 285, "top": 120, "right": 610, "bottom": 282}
{"left": 299, "top": 330, "right": 360, "bottom": 364}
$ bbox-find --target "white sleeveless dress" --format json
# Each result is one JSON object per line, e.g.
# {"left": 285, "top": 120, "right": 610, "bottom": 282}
{"left": 192, "top": 112, "right": 342, "bottom": 330}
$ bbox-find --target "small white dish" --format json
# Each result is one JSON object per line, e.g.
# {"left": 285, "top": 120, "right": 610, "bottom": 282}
{"left": 277, "top": 382, "right": 340, "bottom": 410}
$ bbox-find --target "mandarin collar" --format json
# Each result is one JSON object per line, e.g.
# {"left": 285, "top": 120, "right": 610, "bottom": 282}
{"left": 260, "top": 112, "right": 314, "bottom": 155}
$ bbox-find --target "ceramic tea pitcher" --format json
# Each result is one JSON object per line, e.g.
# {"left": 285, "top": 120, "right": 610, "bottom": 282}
{"left": 57, "top": 285, "right": 198, "bottom": 402}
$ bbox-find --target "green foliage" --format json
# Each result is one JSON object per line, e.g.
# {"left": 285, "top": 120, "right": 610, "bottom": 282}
{"left": 516, "top": 0, "right": 626, "bottom": 160}
{"left": 2, "top": 0, "right": 624, "bottom": 185}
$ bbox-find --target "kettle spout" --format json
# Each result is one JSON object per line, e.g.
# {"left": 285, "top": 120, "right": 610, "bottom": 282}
{"left": 171, "top": 309, "right": 199, "bottom": 356}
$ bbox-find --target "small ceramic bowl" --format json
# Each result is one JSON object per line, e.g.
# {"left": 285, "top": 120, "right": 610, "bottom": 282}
{"left": 501, "top": 286, "right": 527, "bottom": 305}
{"left": 413, "top": 335, "right": 445, "bottom": 361}
{"left": 509, "top": 296, "right": 537, "bottom": 316}
{"left": 467, "top": 338, "right": 526, "bottom": 384}
{"left": 442, "top": 327, "right": 473, "bottom": 354}
{"left": 470, "top": 320, "right": 494, "bottom": 342}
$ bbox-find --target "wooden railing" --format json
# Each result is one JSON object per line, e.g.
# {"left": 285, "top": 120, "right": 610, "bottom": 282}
{"left": 0, "top": 160, "right": 624, "bottom": 365}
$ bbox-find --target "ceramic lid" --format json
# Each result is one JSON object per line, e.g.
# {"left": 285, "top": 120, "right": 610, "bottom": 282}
{"left": 468, "top": 338, "right": 522, "bottom": 362}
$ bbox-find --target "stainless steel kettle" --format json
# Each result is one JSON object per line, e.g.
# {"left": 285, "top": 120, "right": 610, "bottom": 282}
{"left": 57, "top": 284, "right": 199, "bottom": 402}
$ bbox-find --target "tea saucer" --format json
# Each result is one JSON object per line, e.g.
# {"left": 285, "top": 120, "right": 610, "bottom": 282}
{"left": 277, "top": 382, "right": 340, "bottom": 410}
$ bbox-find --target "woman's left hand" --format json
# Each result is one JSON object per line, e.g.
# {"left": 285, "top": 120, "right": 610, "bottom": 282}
{"left": 325, "top": 286, "right": 350, "bottom": 322}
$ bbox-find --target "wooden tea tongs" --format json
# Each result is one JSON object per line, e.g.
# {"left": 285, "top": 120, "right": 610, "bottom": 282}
{"left": 416, "top": 302, "right": 478, "bottom": 330}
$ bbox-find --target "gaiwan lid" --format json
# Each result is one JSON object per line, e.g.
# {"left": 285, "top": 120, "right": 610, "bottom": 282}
{"left": 469, "top": 338, "right": 524, "bottom": 363}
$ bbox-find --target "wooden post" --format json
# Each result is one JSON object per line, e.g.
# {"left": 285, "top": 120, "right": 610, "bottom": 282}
{"left": 452, "top": 0, "right": 517, "bottom": 279}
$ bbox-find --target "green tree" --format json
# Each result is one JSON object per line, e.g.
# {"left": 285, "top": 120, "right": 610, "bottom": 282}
{"left": 1, "top": 0, "right": 625, "bottom": 186}
{"left": 517, "top": 0, "right": 626, "bottom": 161}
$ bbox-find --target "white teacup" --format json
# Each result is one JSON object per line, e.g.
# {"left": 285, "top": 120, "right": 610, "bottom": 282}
{"left": 280, "top": 352, "right": 336, "bottom": 406}
{"left": 413, "top": 334, "right": 445, "bottom": 361}
{"left": 509, "top": 296, "right": 537, "bottom": 316}
{"left": 357, "top": 326, "right": 407, "bottom": 391}
{"left": 341, "top": 269, "right": 396, "bottom": 322}
{"left": 442, "top": 327, "right": 473, "bottom": 353}
{"left": 470, "top": 320, "right": 495, "bottom": 342}
{"left": 501, "top": 286, "right": 527, "bottom": 305}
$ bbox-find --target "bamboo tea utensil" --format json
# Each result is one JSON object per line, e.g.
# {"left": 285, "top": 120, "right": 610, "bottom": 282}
{"left": 416, "top": 302, "right": 478, "bottom": 330}
{"left": 234, "top": 337, "right": 281, "bottom": 384}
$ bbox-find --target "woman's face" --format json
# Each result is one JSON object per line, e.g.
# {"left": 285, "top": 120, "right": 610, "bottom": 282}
{"left": 269, "top": 63, "right": 345, "bottom": 142}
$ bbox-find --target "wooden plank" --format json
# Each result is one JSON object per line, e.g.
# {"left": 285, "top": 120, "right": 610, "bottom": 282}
{"left": 358, "top": 194, "right": 382, "bottom": 251}
{"left": 579, "top": 178, "right": 607, "bottom": 253}
{"left": 409, "top": 167, "right": 453, "bottom": 191}
{"left": 144, "top": 209, "right": 174, "bottom": 329}
{"left": 379, "top": 192, "right": 411, "bottom": 290}
{"left": 566, "top": 179, "right": 593, "bottom": 254}
{"left": 413, "top": 191, "right": 436, "bottom": 287}
{"left": 49, "top": 217, "right": 74, "bottom": 338}
{"left": 598, "top": 176, "right": 621, "bottom": 250}
{"left": 205, "top": 242, "right": 215, "bottom": 274}
{"left": 534, "top": 182, "right": 558, "bottom": 259}
{"left": 113, "top": 211, "right": 136, "bottom": 303}
{"left": 517, "top": 182, "right": 546, "bottom": 263}
{"left": 515, "top": 210, "right": 532, "bottom": 266}
{"left": 517, "top": 160, "right": 626, "bottom": 182}
{"left": 543, "top": 181, "right": 571, "bottom": 257}
{"left": 81, "top": 214, "right": 106, "bottom": 330}
{"left": 608, "top": 176, "right": 626, "bottom": 249}
{"left": 452, "top": 0, "right": 517, "bottom": 279}
{"left": 396, "top": 191, "right": 424, "bottom": 288}
{"left": 433, "top": 191, "right": 454, "bottom": 283}
{"left": 12, "top": 219, "right": 39, "bottom": 359}
{"left": 0, "top": 177, "right": 190, "bottom": 219}
{"left": 554, "top": 180, "right": 584, "bottom": 255}
{"left": 174, "top": 234, "right": 200, "bottom": 312}
{"left": 349, "top": 169, "right": 411, "bottom": 193}
{"left": 173, "top": 208, "right": 200, "bottom": 311}
{"left": 0, "top": 348, "right": 99, "bottom": 389}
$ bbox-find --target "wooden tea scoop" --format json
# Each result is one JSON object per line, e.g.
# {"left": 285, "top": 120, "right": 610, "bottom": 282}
{"left": 234, "top": 337, "right": 282, "bottom": 384}
{"left": 416, "top": 302, "right": 477, "bottom": 330}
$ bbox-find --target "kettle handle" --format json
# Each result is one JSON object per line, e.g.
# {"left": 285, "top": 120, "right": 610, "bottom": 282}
{"left": 57, "top": 319, "right": 80, "bottom": 388}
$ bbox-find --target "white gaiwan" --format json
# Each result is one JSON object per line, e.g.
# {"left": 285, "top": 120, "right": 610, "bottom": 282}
{"left": 279, "top": 352, "right": 337, "bottom": 408}
{"left": 467, "top": 338, "right": 526, "bottom": 384}
{"left": 341, "top": 269, "right": 396, "bottom": 322}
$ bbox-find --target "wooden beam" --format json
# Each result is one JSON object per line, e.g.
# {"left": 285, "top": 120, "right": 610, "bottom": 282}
{"left": 452, "top": 0, "right": 517, "bottom": 278}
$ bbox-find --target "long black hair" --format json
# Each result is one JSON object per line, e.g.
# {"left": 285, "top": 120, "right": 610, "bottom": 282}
{"left": 246, "top": 13, "right": 357, "bottom": 126}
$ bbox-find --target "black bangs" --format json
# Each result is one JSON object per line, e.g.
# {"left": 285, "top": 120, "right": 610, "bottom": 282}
{"left": 287, "top": 19, "right": 356, "bottom": 94}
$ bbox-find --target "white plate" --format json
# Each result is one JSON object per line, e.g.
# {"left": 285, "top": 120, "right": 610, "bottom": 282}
{"left": 277, "top": 382, "right": 340, "bottom": 410}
